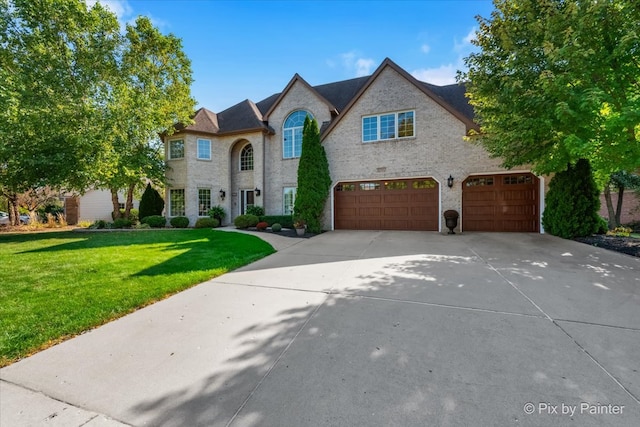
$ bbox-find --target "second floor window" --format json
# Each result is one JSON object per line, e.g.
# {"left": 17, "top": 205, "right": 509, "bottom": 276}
{"left": 240, "top": 144, "right": 253, "bottom": 171}
{"left": 283, "top": 110, "right": 312, "bottom": 158}
{"left": 197, "top": 138, "right": 211, "bottom": 160}
{"left": 362, "top": 110, "right": 415, "bottom": 142}
{"left": 168, "top": 139, "right": 184, "bottom": 159}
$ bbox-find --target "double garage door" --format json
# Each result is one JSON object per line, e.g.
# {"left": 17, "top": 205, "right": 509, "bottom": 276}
{"left": 462, "top": 173, "right": 539, "bottom": 232}
{"left": 334, "top": 173, "right": 539, "bottom": 232}
{"left": 334, "top": 178, "right": 439, "bottom": 231}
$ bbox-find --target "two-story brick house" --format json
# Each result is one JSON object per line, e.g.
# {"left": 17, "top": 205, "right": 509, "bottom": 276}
{"left": 164, "top": 58, "right": 545, "bottom": 233}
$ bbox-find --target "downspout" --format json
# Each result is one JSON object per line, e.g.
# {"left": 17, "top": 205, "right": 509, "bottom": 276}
{"left": 262, "top": 132, "right": 266, "bottom": 211}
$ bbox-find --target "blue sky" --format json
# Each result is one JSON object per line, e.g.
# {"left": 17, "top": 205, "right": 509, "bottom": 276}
{"left": 94, "top": 0, "right": 495, "bottom": 112}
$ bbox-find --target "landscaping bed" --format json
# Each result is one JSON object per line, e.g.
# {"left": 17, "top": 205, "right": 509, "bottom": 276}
{"left": 574, "top": 234, "right": 640, "bottom": 258}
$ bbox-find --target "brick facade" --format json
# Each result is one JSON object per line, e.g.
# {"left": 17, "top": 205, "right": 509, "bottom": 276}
{"left": 164, "top": 59, "right": 545, "bottom": 232}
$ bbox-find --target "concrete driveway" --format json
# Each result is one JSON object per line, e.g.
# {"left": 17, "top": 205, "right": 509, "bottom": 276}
{"left": 1, "top": 231, "right": 639, "bottom": 426}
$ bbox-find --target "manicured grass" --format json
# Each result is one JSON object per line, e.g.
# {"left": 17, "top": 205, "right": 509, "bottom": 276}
{"left": 0, "top": 229, "right": 275, "bottom": 366}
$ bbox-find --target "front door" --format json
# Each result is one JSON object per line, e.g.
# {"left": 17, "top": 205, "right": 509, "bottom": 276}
{"left": 240, "top": 190, "right": 254, "bottom": 215}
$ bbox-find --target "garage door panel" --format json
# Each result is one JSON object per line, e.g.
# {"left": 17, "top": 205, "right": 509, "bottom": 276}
{"left": 359, "top": 207, "right": 381, "bottom": 216}
{"left": 411, "top": 193, "right": 438, "bottom": 203}
{"left": 335, "top": 178, "right": 439, "bottom": 231}
{"left": 384, "top": 194, "right": 410, "bottom": 203}
{"left": 463, "top": 173, "right": 539, "bottom": 232}
{"left": 358, "top": 195, "right": 382, "bottom": 204}
{"left": 411, "top": 206, "right": 438, "bottom": 216}
{"left": 383, "top": 207, "right": 409, "bottom": 217}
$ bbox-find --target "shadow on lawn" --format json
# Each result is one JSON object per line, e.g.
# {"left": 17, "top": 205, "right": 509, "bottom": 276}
{"left": 12, "top": 229, "right": 275, "bottom": 277}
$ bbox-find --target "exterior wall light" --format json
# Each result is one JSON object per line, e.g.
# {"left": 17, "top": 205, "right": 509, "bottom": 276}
{"left": 447, "top": 175, "right": 454, "bottom": 188}
{"left": 255, "top": 187, "right": 261, "bottom": 196}
{"left": 219, "top": 189, "right": 226, "bottom": 200}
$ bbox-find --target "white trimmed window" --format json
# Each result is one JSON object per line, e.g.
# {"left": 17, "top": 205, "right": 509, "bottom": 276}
{"left": 198, "top": 189, "right": 211, "bottom": 216}
{"left": 362, "top": 110, "right": 415, "bottom": 142}
{"left": 169, "top": 189, "right": 185, "bottom": 216}
{"left": 283, "top": 110, "right": 312, "bottom": 159}
{"left": 168, "top": 139, "right": 184, "bottom": 159}
{"left": 240, "top": 144, "right": 253, "bottom": 171}
{"left": 197, "top": 138, "right": 211, "bottom": 160}
{"left": 283, "top": 187, "right": 297, "bottom": 215}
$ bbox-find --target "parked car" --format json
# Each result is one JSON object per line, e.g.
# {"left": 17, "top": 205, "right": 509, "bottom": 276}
{"left": 19, "top": 213, "right": 31, "bottom": 224}
{"left": 0, "top": 211, "right": 9, "bottom": 226}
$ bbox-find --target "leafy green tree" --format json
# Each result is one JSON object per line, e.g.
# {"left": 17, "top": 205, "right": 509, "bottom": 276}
{"left": 138, "top": 183, "right": 165, "bottom": 220}
{"left": 100, "top": 16, "right": 195, "bottom": 220}
{"left": 460, "top": 0, "right": 640, "bottom": 183}
{"left": 542, "top": 159, "right": 602, "bottom": 238}
{"left": 294, "top": 116, "right": 332, "bottom": 233}
{"left": 0, "top": 0, "right": 120, "bottom": 224}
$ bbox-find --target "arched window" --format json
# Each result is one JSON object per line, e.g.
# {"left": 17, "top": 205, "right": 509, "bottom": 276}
{"left": 283, "top": 110, "right": 312, "bottom": 159}
{"left": 240, "top": 144, "right": 253, "bottom": 171}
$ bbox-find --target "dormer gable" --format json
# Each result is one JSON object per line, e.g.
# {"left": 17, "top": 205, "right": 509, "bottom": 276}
{"left": 263, "top": 73, "right": 338, "bottom": 120}
{"left": 320, "top": 58, "right": 479, "bottom": 140}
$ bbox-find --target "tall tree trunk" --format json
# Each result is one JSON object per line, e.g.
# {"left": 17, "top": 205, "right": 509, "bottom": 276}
{"left": 7, "top": 192, "right": 20, "bottom": 226}
{"left": 615, "top": 183, "right": 625, "bottom": 227}
{"left": 603, "top": 185, "right": 617, "bottom": 229}
{"left": 110, "top": 188, "right": 121, "bottom": 220}
{"left": 124, "top": 183, "right": 135, "bottom": 219}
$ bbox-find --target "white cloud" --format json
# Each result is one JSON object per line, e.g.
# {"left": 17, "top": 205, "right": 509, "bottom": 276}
{"left": 412, "top": 26, "right": 478, "bottom": 85}
{"left": 421, "top": 44, "right": 431, "bottom": 54}
{"left": 339, "top": 51, "right": 376, "bottom": 77}
{"left": 411, "top": 64, "right": 457, "bottom": 85}
{"left": 355, "top": 58, "right": 375, "bottom": 77}
{"left": 454, "top": 27, "right": 477, "bottom": 54}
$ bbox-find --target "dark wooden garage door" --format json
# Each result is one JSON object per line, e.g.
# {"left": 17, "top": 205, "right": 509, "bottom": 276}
{"left": 462, "top": 173, "right": 539, "bottom": 232}
{"left": 334, "top": 178, "right": 439, "bottom": 231}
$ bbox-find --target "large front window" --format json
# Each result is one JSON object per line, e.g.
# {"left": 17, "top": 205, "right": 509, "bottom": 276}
{"left": 170, "top": 189, "right": 185, "bottom": 216}
{"left": 283, "top": 187, "right": 297, "bottom": 215}
{"left": 197, "top": 138, "right": 211, "bottom": 160}
{"left": 198, "top": 189, "right": 211, "bottom": 216}
{"left": 283, "top": 110, "right": 312, "bottom": 158}
{"left": 362, "top": 110, "right": 414, "bottom": 142}
{"left": 168, "top": 139, "right": 184, "bottom": 159}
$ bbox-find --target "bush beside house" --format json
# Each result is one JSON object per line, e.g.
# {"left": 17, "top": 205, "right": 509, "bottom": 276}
{"left": 543, "top": 159, "right": 602, "bottom": 238}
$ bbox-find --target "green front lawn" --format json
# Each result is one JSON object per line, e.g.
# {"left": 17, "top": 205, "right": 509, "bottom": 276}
{"left": 0, "top": 229, "right": 275, "bottom": 366}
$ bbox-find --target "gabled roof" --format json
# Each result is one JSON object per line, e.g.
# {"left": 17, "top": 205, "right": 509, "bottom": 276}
{"left": 319, "top": 58, "right": 479, "bottom": 140}
{"left": 262, "top": 73, "right": 338, "bottom": 119}
{"left": 178, "top": 101, "right": 272, "bottom": 136}
{"left": 216, "top": 99, "right": 272, "bottom": 135}
{"left": 179, "top": 58, "right": 477, "bottom": 139}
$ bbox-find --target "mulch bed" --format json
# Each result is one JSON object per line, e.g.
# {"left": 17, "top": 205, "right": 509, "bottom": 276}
{"left": 574, "top": 235, "right": 640, "bottom": 258}
{"left": 250, "top": 227, "right": 315, "bottom": 239}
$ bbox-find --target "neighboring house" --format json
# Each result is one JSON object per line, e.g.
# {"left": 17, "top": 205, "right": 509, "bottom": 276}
{"left": 64, "top": 189, "right": 140, "bottom": 224}
{"left": 599, "top": 190, "right": 640, "bottom": 226}
{"left": 163, "top": 58, "right": 546, "bottom": 233}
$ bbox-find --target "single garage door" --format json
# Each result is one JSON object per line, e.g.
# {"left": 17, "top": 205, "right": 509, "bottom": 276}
{"left": 462, "top": 173, "right": 539, "bottom": 232}
{"left": 334, "top": 178, "right": 439, "bottom": 231}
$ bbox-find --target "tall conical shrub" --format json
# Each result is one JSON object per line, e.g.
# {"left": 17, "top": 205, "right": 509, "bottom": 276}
{"left": 138, "top": 183, "right": 165, "bottom": 220}
{"left": 542, "top": 159, "right": 601, "bottom": 238}
{"left": 294, "top": 116, "right": 331, "bottom": 233}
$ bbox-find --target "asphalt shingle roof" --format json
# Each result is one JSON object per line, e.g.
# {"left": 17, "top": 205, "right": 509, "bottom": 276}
{"left": 182, "top": 68, "right": 474, "bottom": 136}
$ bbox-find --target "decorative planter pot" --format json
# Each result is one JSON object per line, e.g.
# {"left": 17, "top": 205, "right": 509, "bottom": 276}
{"left": 443, "top": 209, "right": 459, "bottom": 234}
{"left": 295, "top": 227, "right": 305, "bottom": 236}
